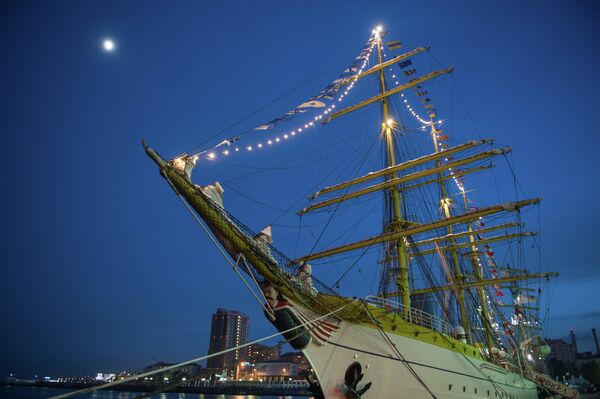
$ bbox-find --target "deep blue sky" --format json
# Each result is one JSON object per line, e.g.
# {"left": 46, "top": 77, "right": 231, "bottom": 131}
{"left": 1, "top": 1, "right": 599, "bottom": 377}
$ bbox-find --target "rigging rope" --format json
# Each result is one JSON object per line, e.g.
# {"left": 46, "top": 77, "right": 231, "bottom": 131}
{"left": 185, "top": 35, "right": 376, "bottom": 161}
{"left": 306, "top": 131, "right": 380, "bottom": 257}
{"left": 184, "top": 54, "right": 357, "bottom": 155}
{"left": 49, "top": 299, "right": 358, "bottom": 399}
{"left": 333, "top": 246, "right": 371, "bottom": 289}
{"left": 172, "top": 183, "right": 268, "bottom": 309}
{"left": 361, "top": 302, "right": 438, "bottom": 399}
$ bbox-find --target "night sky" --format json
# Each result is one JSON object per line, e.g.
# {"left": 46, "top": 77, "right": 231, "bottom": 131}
{"left": 1, "top": 1, "right": 599, "bottom": 378}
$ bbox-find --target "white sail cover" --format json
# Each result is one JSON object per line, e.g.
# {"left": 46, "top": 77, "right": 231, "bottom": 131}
{"left": 202, "top": 182, "right": 224, "bottom": 209}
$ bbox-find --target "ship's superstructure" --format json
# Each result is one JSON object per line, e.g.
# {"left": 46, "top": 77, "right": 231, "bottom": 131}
{"left": 145, "top": 26, "right": 578, "bottom": 398}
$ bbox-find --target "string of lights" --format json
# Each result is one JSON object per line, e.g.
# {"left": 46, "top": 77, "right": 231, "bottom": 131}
{"left": 186, "top": 35, "right": 378, "bottom": 163}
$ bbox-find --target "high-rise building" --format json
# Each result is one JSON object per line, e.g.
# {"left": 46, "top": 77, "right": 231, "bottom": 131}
{"left": 207, "top": 308, "right": 249, "bottom": 375}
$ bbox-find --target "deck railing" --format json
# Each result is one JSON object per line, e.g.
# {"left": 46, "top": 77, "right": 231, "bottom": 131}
{"left": 365, "top": 296, "right": 454, "bottom": 337}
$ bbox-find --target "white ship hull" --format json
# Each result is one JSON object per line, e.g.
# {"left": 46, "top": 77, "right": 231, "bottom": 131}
{"left": 302, "top": 319, "right": 538, "bottom": 399}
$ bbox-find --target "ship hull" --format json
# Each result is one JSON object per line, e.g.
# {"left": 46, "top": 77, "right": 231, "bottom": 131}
{"left": 302, "top": 317, "right": 538, "bottom": 399}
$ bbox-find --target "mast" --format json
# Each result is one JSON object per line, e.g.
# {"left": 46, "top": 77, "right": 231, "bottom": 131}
{"left": 429, "top": 117, "right": 471, "bottom": 338}
{"left": 374, "top": 27, "right": 411, "bottom": 314}
{"left": 461, "top": 190, "right": 495, "bottom": 350}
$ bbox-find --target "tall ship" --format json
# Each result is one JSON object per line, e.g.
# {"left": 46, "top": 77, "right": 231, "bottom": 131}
{"left": 145, "top": 26, "right": 577, "bottom": 398}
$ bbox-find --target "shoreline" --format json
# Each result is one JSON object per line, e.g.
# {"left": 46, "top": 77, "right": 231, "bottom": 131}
{"left": 0, "top": 381, "right": 312, "bottom": 396}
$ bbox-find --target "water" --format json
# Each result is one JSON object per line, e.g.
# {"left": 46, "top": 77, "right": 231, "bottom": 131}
{"left": 0, "top": 386, "right": 308, "bottom": 399}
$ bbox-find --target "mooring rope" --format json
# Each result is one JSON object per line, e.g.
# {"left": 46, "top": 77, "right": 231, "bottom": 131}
{"left": 49, "top": 299, "right": 357, "bottom": 399}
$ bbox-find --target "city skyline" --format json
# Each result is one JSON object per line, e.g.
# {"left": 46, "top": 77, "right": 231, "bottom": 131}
{"left": 2, "top": 303, "right": 597, "bottom": 378}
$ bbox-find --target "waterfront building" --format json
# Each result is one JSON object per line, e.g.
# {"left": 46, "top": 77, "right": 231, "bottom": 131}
{"left": 142, "top": 361, "right": 202, "bottom": 379}
{"left": 546, "top": 338, "right": 577, "bottom": 365}
{"left": 279, "top": 351, "right": 311, "bottom": 373}
{"left": 207, "top": 308, "right": 249, "bottom": 376}
{"left": 57, "top": 376, "right": 95, "bottom": 383}
{"left": 94, "top": 373, "right": 116, "bottom": 382}
{"left": 247, "top": 343, "right": 281, "bottom": 363}
{"left": 178, "top": 363, "right": 202, "bottom": 377}
{"left": 255, "top": 361, "right": 298, "bottom": 379}
{"left": 143, "top": 361, "right": 174, "bottom": 373}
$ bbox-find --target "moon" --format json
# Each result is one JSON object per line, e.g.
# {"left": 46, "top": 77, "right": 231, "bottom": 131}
{"left": 102, "top": 39, "right": 115, "bottom": 52}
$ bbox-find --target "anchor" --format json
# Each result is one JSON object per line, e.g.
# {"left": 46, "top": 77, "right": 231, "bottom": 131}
{"left": 343, "top": 362, "right": 372, "bottom": 398}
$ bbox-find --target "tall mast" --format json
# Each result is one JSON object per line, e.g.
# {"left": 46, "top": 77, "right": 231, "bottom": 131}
{"left": 429, "top": 118, "right": 471, "bottom": 337}
{"left": 461, "top": 192, "right": 495, "bottom": 350}
{"left": 374, "top": 27, "right": 411, "bottom": 314}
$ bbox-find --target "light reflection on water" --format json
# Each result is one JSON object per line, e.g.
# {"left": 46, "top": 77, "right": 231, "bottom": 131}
{"left": 0, "top": 386, "right": 308, "bottom": 399}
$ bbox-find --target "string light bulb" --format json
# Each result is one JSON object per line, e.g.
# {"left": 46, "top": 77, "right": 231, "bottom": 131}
{"left": 187, "top": 36, "right": 375, "bottom": 161}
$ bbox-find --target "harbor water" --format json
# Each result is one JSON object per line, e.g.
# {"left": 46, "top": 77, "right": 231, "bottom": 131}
{"left": 0, "top": 386, "right": 310, "bottom": 399}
